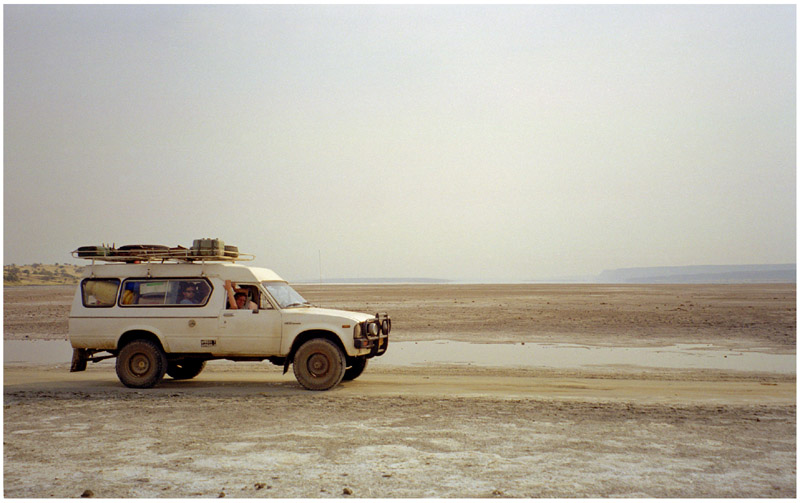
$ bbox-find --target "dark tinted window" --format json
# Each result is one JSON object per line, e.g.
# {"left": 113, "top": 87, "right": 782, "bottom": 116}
{"left": 120, "top": 279, "right": 211, "bottom": 307}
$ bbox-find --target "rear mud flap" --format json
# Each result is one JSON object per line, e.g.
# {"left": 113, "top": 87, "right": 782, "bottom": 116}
{"left": 70, "top": 349, "right": 88, "bottom": 372}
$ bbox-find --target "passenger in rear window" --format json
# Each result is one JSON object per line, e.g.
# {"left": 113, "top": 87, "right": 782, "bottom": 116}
{"left": 119, "top": 279, "right": 211, "bottom": 306}
{"left": 179, "top": 282, "right": 203, "bottom": 304}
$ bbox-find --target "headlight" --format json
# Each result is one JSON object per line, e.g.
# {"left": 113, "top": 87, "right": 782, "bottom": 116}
{"left": 354, "top": 324, "right": 362, "bottom": 338}
{"left": 381, "top": 319, "right": 391, "bottom": 335}
{"left": 367, "top": 322, "right": 379, "bottom": 336}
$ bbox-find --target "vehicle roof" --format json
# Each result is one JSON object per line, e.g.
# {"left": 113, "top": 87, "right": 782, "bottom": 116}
{"left": 80, "top": 262, "right": 285, "bottom": 283}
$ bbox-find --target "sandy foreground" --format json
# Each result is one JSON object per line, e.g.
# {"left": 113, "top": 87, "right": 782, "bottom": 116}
{"left": 3, "top": 283, "right": 797, "bottom": 498}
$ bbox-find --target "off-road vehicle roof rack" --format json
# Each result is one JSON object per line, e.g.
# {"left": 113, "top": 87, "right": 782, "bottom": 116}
{"left": 72, "top": 239, "right": 254, "bottom": 263}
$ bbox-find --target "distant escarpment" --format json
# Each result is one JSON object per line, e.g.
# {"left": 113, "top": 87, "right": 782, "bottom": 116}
{"left": 597, "top": 264, "right": 796, "bottom": 284}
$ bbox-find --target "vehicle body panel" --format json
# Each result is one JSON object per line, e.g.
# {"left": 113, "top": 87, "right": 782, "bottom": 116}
{"left": 69, "top": 262, "right": 383, "bottom": 359}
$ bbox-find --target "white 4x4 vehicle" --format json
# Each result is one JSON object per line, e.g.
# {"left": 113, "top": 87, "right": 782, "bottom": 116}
{"left": 68, "top": 241, "right": 390, "bottom": 390}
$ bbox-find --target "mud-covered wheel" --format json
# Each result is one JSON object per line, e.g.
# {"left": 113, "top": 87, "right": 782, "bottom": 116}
{"left": 115, "top": 339, "right": 168, "bottom": 388}
{"left": 167, "top": 360, "right": 206, "bottom": 380}
{"left": 342, "top": 356, "right": 368, "bottom": 381}
{"left": 293, "top": 339, "right": 346, "bottom": 390}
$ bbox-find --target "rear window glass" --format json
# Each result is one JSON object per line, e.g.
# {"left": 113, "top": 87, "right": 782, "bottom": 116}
{"left": 81, "top": 279, "right": 120, "bottom": 307}
{"left": 120, "top": 279, "right": 211, "bottom": 307}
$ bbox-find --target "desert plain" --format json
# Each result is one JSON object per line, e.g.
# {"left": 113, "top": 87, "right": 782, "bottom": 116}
{"left": 3, "top": 282, "right": 796, "bottom": 498}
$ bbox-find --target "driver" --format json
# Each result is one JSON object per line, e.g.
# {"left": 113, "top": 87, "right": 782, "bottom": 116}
{"left": 224, "top": 280, "right": 257, "bottom": 310}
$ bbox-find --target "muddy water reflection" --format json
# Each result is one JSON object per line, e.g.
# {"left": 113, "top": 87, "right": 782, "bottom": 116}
{"left": 375, "top": 341, "right": 796, "bottom": 374}
{"left": 3, "top": 340, "right": 795, "bottom": 374}
{"left": 4, "top": 340, "right": 73, "bottom": 364}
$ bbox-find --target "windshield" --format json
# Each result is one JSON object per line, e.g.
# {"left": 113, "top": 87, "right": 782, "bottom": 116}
{"left": 262, "top": 281, "right": 310, "bottom": 309}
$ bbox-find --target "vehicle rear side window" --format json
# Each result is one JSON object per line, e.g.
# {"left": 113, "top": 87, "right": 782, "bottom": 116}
{"left": 81, "top": 279, "right": 120, "bottom": 307}
{"left": 120, "top": 279, "right": 211, "bottom": 307}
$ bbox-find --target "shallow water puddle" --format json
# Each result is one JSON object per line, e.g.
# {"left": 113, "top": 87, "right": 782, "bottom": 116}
{"left": 4, "top": 340, "right": 74, "bottom": 365}
{"left": 3, "top": 339, "right": 795, "bottom": 374}
{"left": 374, "top": 341, "right": 796, "bottom": 374}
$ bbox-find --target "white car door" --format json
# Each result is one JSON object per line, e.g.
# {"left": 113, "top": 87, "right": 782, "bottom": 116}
{"left": 217, "top": 285, "right": 282, "bottom": 355}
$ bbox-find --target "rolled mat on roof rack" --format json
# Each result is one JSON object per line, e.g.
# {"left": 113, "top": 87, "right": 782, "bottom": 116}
{"left": 76, "top": 246, "right": 113, "bottom": 258}
{"left": 117, "top": 244, "right": 170, "bottom": 255}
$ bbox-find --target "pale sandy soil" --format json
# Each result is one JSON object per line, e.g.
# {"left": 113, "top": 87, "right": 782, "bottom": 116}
{"left": 3, "top": 283, "right": 797, "bottom": 498}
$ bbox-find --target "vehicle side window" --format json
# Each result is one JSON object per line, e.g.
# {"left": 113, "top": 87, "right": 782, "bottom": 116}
{"left": 120, "top": 279, "right": 211, "bottom": 307}
{"left": 225, "top": 283, "right": 267, "bottom": 310}
{"left": 81, "top": 279, "right": 120, "bottom": 307}
{"left": 259, "top": 289, "right": 274, "bottom": 310}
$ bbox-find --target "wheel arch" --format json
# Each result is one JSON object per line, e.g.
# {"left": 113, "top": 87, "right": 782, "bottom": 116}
{"left": 117, "top": 330, "right": 166, "bottom": 354}
{"left": 282, "top": 329, "right": 344, "bottom": 374}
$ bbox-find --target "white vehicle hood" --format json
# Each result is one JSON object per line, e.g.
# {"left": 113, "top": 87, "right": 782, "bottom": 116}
{"left": 282, "top": 306, "right": 374, "bottom": 323}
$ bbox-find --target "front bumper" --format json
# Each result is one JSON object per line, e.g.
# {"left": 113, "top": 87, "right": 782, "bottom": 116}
{"left": 354, "top": 313, "right": 390, "bottom": 358}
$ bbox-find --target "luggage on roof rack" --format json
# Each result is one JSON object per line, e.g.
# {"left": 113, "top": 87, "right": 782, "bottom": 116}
{"left": 192, "top": 238, "right": 224, "bottom": 257}
{"left": 76, "top": 245, "right": 113, "bottom": 258}
{"left": 189, "top": 240, "right": 239, "bottom": 258}
{"left": 71, "top": 239, "right": 253, "bottom": 263}
{"left": 117, "top": 244, "right": 170, "bottom": 255}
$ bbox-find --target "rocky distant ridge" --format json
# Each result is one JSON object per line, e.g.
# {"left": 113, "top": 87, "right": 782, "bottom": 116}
{"left": 4, "top": 263, "right": 796, "bottom": 286}
{"left": 597, "top": 264, "right": 796, "bottom": 284}
{"left": 3, "top": 263, "right": 85, "bottom": 285}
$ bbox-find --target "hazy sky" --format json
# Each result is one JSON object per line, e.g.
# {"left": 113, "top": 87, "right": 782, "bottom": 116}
{"left": 4, "top": 5, "right": 796, "bottom": 281}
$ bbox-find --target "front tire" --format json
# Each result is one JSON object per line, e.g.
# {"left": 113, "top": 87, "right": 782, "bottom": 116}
{"left": 343, "top": 357, "right": 368, "bottom": 381}
{"left": 167, "top": 360, "right": 206, "bottom": 380}
{"left": 293, "top": 339, "right": 346, "bottom": 390}
{"left": 116, "top": 339, "right": 167, "bottom": 388}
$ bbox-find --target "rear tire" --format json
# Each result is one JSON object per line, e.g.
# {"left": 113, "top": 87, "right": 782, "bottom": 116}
{"left": 343, "top": 357, "right": 368, "bottom": 381}
{"left": 293, "top": 339, "right": 346, "bottom": 390}
{"left": 167, "top": 360, "right": 206, "bottom": 380}
{"left": 116, "top": 339, "right": 167, "bottom": 388}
